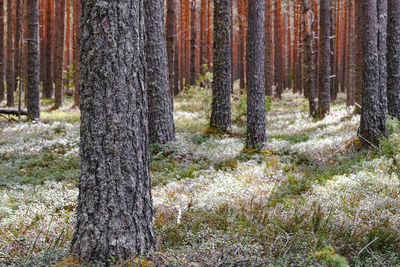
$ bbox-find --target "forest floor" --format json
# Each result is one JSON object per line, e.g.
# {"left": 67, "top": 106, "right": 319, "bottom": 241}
{"left": 0, "top": 87, "right": 399, "bottom": 266}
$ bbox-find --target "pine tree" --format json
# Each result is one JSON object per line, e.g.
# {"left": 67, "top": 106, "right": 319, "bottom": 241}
{"left": 145, "top": 0, "right": 175, "bottom": 144}
{"left": 210, "top": 0, "right": 232, "bottom": 132}
{"left": 71, "top": 0, "right": 156, "bottom": 262}
{"left": 247, "top": 0, "right": 266, "bottom": 149}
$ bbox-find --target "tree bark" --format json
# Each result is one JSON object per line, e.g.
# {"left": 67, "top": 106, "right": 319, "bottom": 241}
{"left": 43, "top": 0, "right": 54, "bottom": 99}
{"left": 354, "top": 0, "right": 363, "bottom": 107}
{"left": 359, "top": 0, "right": 387, "bottom": 146}
{"left": 145, "top": 0, "right": 175, "bottom": 144}
{"left": 387, "top": 0, "right": 400, "bottom": 120}
{"left": 302, "top": 0, "right": 317, "bottom": 117}
{"left": 73, "top": 0, "right": 81, "bottom": 107}
{"left": 318, "top": 0, "right": 331, "bottom": 116}
{"left": 238, "top": 0, "right": 245, "bottom": 90}
{"left": 0, "top": 0, "right": 4, "bottom": 101}
{"left": 14, "top": 0, "right": 23, "bottom": 103}
{"left": 200, "top": 0, "right": 207, "bottom": 73}
{"left": 71, "top": 0, "right": 156, "bottom": 262}
{"left": 166, "top": 0, "right": 175, "bottom": 98}
{"left": 247, "top": 0, "right": 266, "bottom": 149}
{"left": 274, "top": 0, "right": 283, "bottom": 98}
{"left": 190, "top": 1, "right": 196, "bottom": 86}
{"left": 0, "top": 107, "right": 27, "bottom": 115}
{"left": 210, "top": 0, "right": 232, "bottom": 131}
{"left": 54, "top": 0, "right": 65, "bottom": 108}
{"left": 6, "top": 0, "right": 15, "bottom": 106}
{"left": 265, "top": 0, "right": 273, "bottom": 96}
{"left": 27, "top": 0, "right": 40, "bottom": 120}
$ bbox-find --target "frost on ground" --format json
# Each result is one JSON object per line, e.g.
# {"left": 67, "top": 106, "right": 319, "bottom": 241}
{"left": 0, "top": 92, "right": 399, "bottom": 266}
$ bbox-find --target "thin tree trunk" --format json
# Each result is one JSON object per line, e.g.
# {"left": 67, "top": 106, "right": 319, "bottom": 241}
{"left": 54, "top": 0, "right": 65, "bottom": 108}
{"left": 43, "top": 0, "right": 53, "bottom": 99}
{"left": 71, "top": 0, "right": 156, "bottom": 262}
{"left": 317, "top": 0, "right": 331, "bottom": 116}
{"left": 190, "top": 0, "right": 196, "bottom": 85}
{"left": 302, "top": 0, "right": 316, "bottom": 117}
{"left": 200, "top": 0, "right": 207, "bottom": 73}
{"left": 274, "top": 0, "right": 283, "bottom": 98}
{"left": 0, "top": 0, "right": 4, "bottom": 101}
{"left": 166, "top": 0, "right": 175, "bottom": 99}
{"left": 145, "top": 0, "right": 175, "bottom": 144}
{"left": 210, "top": 0, "right": 232, "bottom": 131}
{"left": 387, "top": 0, "right": 400, "bottom": 120}
{"left": 27, "top": 0, "right": 40, "bottom": 120}
{"left": 6, "top": 0, "right": 15, "bottom": 106}
{"left": 14, "top": 0, "right": 23, "bottom": 103}
{"left": 354, "top": 0, "right": 362, "bottom": 108}
{"left": 265, "top": 0, "right": 273, "bottom": 96}
{"left": 238, "top": 0, "right": 245, "bottom": 90}
{"left": 73, "top": 0, "right": 80, "bottom": 107}
{"left": 247, "top": 0, "right": 266, "bottom": 149}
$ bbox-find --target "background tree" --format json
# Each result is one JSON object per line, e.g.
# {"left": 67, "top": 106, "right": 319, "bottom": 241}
{"left": 54, "top": 0, "right": 65, "bottom": 108}
{"left": 265, "top": 0, "right": 273, "bottom": 97}
{"left": 71, "top": 0, "right": 156, "bottom": 262}
{"left": 387, "top": 0, "right": 400, "bottom": 120}
{"left": 246, "top": 0, "right": 266, "bottom": 149}
{"left": 6, "top": 0, "right": 15, "bottom": 106}
{"left": 274, "top": 0, "right": 283, "bottom": 98}
{"left": 43, "top": 0, "right": 53, "bottom": 99}
{"left": 0, "top": 0, "right": 4, "bottom": 101}
{"left": 302, "top": 0, "right": 317, "bottom": 117}
{"left": 166, "top": 0, "right": 175, "bottom": 98}
{"left": 145, "top": 0, "right": 175, "bottom": 144}
{"left": 317, "top": 0, "right": 331, "bottom": 116}
{"left": 359, "top": 0, "right": 387, "bottom": 146}
{"left": 73, "top": 0, "right": 80, "bottom": 107}
{"left": 210, "top": 0, "right": 232, "bottom": 132}
{"left": 27, "top": 0, "right": 40, "bottom": 120}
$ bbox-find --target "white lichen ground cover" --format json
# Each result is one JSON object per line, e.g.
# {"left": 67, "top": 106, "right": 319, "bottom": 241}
{"left": 0, "top": 91, "right": 399, "bottom": 266}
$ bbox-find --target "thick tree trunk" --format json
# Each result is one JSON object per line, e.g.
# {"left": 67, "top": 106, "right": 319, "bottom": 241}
{"left": 166, "top": 0, "right": 175, "bottom": 98}
{"left": 27, "top": 0, "right": 40, "bottom": 120}
{"left": 73, "top": 0, "right": 80, "bottom": 107}
{"left": 6, "top": 0, "right": 15, "bottom": 106}
{"left": 265, "top": 0, "right": 273, "bottom": 96}
{"left": 303, "top": 0, "right": 317, "bottom": 117}
{"left": 54, "top": 0, "right": 65, "bottom": 108}
{"left": 210, "top": 0, "right": 232, "bottom": 131}
{"left": 71, "top": 0, "right": 156, "bottom": 262}
{"left": 190, "top": 1, "right": 196, "bottom": 86}
{"left": 145, "top": 0, "right": 175, "bottom": 144}
{"left": 43, "top": 0, "right": 53, "bottom": 99}
{"left": 387, "top": 0, "right": 400, "bottom": 120}
{"left": 0, "top": 0, "right": 4, "bottom": 101}
{"left": 318, "top": 0, "right": 331, "bottom": 116}
{"left": 247, "top": 0, "right": 266, "bottom": 149}
{"left": 359, "top": 0, "right": 387, "bottom": 146}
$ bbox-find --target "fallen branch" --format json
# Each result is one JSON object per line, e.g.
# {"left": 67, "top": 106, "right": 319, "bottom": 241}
{"left": 0, "top": 108, "right": 28, "bottom": 116}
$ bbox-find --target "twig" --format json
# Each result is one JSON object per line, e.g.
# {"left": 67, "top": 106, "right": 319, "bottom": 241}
{"left": 358, "top": 237, "right": 378, "bottom": 256}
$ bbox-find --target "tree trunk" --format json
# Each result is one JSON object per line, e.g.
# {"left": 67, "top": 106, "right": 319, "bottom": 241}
{"left": 354, "top": 0, "right": 362, "bottom": 107}
{"left": 71, "top": 0, "right": 156, "bottom": 262}
{"left": 73, "top": 0, "right": 80, "bottom": 107}
{"left": 247, "top": 0, "right": 266, "bottom": 149}
{"left": 200, "top": 0, "right": 207, "bottom": 73}
{"left": 27, "top": 0, "right": 40, "bottom": 120}
{"left": 387, "top": 0, "right": 400, "bottom": 120}
{"left": 317, "top": 0, "right": 331, "bottom": 116}
{"left": 166, "top": 0, "right": 175, "bottom": 98}
{"left": 238, "top": 0, "right": 245, "bottom": 90}
{"left": 274, "top": 0, "right": 283, "bottom": 98}
{"left": 265, "top": 0, "right": 273, "bottom": 96}
{"left": 359, "top": 0, "right": 387, "bottom": 146}
{"left": 190, "top": 1, "right": 196, "bottom": 86}
{"left": 14, "top": 0, "right": 23, "bottom": 103}
{"left": 6, "top": 0, "right": 15, "bottom": 106}
{"left": 302, "top": 0, "right": 317, "bottom": 117}
{"left": 43, "top": 0, "right": 53, "bottom": 99}
{"left": 210, "top": 0, "right": 232, "bottom": 131}
{"left": 0, "top": 0, "right": 4, "bottom": 101}
{"left": 145, "top": 0, "right": 175, "bottom": 144}
{"left": 54, "top": 0, "right": 65, "bottom": 108}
